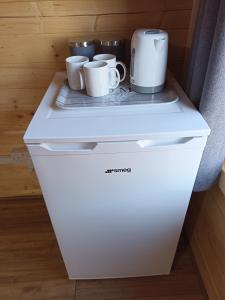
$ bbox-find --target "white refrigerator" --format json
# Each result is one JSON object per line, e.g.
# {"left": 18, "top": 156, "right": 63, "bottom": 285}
{"left": 24, "top": 72, "right": 210, "bottom": 279}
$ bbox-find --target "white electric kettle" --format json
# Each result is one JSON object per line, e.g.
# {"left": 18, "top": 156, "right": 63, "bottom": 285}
{"left": 130, "top": 29, "right": 168, "bottom": 93}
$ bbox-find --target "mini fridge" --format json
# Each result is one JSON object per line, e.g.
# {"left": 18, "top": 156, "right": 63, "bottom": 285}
{"left": 24, "top": 72, "right": 210, "bottom": 279}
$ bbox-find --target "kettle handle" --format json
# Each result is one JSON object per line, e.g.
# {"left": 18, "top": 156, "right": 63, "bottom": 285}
{"left": 130, "top": 48, "right": 135, "bottom": 77}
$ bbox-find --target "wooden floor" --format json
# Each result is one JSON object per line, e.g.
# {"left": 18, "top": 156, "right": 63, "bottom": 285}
{"left": 0, "top": 196, "right": 208, "bottom": 300}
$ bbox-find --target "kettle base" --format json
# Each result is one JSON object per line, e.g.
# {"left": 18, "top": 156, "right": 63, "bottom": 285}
{"left": 131, "top": 83, "right": 164, "bottom": 94}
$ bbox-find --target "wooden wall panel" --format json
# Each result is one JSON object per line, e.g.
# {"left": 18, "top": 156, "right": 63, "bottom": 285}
{"left": 0, "top": 67, "right": 59, "bottom": 88}
{"left": 0, "top": 29, "right": 188, "bottom": 66}
{"left": 161, "top": 10, "right": 192, "bottom": 29}
{"left": 0, "top": 0, "right": 194, "bottom": 197}
{"left": 0, "top": 165, "right": 40, "bottom": 197}
{"left": 0, "top": 18, "right": 41, "bottom": 34}
{"left": 38, "top": 0, "right": 165, "bottom": 16}
{"left": 185, "top": 183, "right": 225, "bottom": 299}
{"left": 0, "top": 33, "right": 133, "bottom": 66}
{"left": 0, "top": 1, "right": 40, "bottom": 17}
{"left": 0, "top": 89, "right": 45, "bottom": 112}
{"left": 95, "top": 12, "right": 162, "bottom": 32}
{"left": 165, "top": 0, "right": 193, "bottom": 10}
{"left": 43, "top": 16, "right": 96, "bottom": 33}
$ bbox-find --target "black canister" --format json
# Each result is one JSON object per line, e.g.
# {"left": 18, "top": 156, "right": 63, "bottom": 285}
{"left": 68, "top": 39, "right": 96, "bottom": 60}
{"left": 97, "top": 39, "right": 125, "bottom": 62}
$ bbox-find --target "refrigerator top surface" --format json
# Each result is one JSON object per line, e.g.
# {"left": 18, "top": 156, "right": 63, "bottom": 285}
{"left": 24, "top": 72, "right": 210, "bottom": 143}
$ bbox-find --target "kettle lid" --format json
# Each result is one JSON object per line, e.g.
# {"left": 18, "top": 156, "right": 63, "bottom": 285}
{"left": 133, "top": 28, "right": 168, "bottom": 38}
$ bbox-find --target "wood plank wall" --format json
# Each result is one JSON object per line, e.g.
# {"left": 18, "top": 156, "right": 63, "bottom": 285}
{"left": 185, "top": 183, "right": 225, "bottom": 300}
{"left": 0, "top": 0, "right": 193, "bottom": 197}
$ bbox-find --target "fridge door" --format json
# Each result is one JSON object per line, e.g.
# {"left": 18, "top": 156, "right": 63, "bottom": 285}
{"left": 28, "top": 136, "right": 207, "bottom": 279}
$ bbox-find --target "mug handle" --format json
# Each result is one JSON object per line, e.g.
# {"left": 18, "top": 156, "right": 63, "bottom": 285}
{"left": 116, "top": 61, "right": 127, "bottom": 82}
{"left": 79, "top": 68, "right": 85, "bottom": 90}
{"left": 109, "top": 68, "right": 120, "bottom": 89}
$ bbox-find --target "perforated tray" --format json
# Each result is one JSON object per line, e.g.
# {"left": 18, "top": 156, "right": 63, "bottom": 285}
{"left": 55, "top": 79, "right": 179, "bottom": 110}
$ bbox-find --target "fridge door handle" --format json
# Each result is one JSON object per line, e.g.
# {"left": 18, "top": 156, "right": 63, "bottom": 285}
{"left": 94, "top": 137, "right": 202, "bottom": 153}
{"left": 28, "top": 137, "right": 206, "bottom": 156}
{"left": 39, "top": 142, "right": 97, "bottom": 153}
{"left": 137, "top": 137, "right": 195, "bottom": 148}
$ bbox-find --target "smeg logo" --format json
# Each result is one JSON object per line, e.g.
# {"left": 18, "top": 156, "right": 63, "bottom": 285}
{"left": 105, "top": 168, "right": 131, "bottom": 174}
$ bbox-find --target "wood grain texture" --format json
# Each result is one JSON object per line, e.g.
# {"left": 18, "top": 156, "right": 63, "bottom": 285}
{"left": 0, "top": 115, "right": 33, "bottom": 156}
{"left": 0, "top": 196, "right": 208, "bottom": 299}
{"left": 182, "top": 0, "right": 200, "bottom": 85}
{"left": 165, "top": 0, "right": 193, "bottom": 10}
{"left": 38, "top": 0, "right": 165, "bottom": 16}
{"left": 0, "top": 165, "right": 40, "bottom": 196}
{"left": 185, "top": 185, "right": 225, "bottom": 300}
{"left": 0, "top": 16, "right": 96, "bottom": 34}
{"left": 0, "top": 0, "right": 193, "bottom": 196}
{"left": 0, "top": 32, "right": 135, "bottom": 66}
{"left": 185, "top": 0, "right": 200, "bottom": 49}
{"left": 95, "top": 12, "right": 162, "bottom": 31}
{"left": 0, "top": 89, "right": 45, "bottom": 111}
{"left": 219, "top": 164, "right": 225, "bottom": 196}
{"left": 0, "top": 197, "right": 75, "bottom": 299}
{"left": 0, "top": 67, "right": 59, "bottom": 88}
{"left": 0, "top": 90, "right": 42, "bottom": 151}
{"left": 0, "top": 30, "right": 187, "bottom": 67}
{"left": 0, "top": 280, "right": 75, "bottom": 300}
{"left": 161, "top": 10, "right": 192, "bottom": 29}
{"left": 0, "top": 1, "right": 40, "bottom": 17}
{"left": 42, "top": 16, "right": 96, "bottom": 33}
{"left": 0, "top": 17, "right": 41, "bottom": 34}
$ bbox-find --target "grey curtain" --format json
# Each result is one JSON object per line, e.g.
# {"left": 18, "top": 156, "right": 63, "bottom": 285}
{"left": 185, "top": 0, "right": 225, "bottom": 191}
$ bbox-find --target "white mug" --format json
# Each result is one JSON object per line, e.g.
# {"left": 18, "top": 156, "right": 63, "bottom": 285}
{"left": 80, "top": 61, "right": 120, "bottom": 97}
{"left": 93, "top": 54, "right": 126, "bottom": 84}
{"left": 66, "top": 56, "right": 89, "bottom": 90}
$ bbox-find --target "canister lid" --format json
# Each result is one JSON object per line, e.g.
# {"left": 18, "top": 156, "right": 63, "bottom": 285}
{"left": 68, "top": 39, "right": 95, "bottom": 48}
{"left": 97, "top": 39, "right": 124, "bottom": 46}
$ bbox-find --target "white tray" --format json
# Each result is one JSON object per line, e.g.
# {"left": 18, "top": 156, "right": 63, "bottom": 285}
{"left": 55, "top": 79, "right": 179, "bottom": 110}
